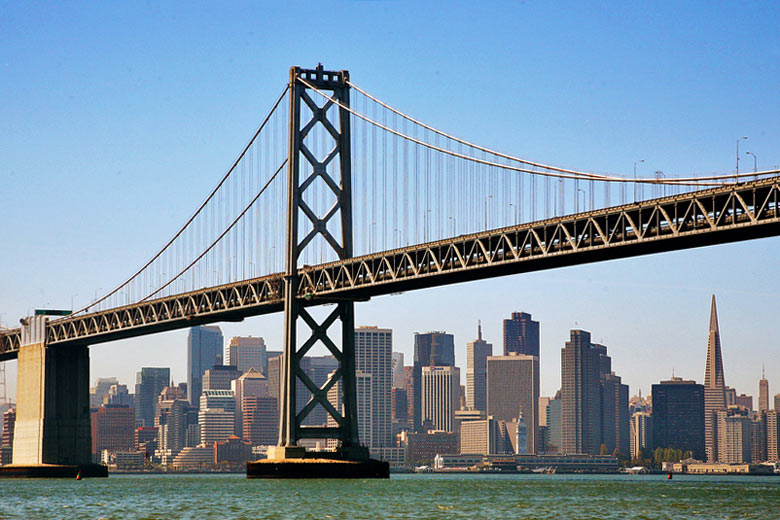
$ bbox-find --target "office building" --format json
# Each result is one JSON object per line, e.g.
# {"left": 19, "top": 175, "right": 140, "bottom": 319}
{"left": 630, "top": 411, "right": 652, "bottom": 460}
{"left": 561, "top": 330, "right": 601, "bottom": 455}
{"left": 392, "top": 352, "right": 404, "bottom": 389}
{"left": 765, "top": 410, "right": 779, "bottom": 461}
{"left": 401, "top": 430, "right": 458, "bottom": 466}
{"left": 91, "top": 405, "right": 136, "bottom": 460}
{"left": 486, "top": 353, "right": 539, "bottom": 453}
{"left": 1, "top": 407, "right": 15, "bottom": 465}
{"left": 187, "top": 325, "right": 223, "bottom": 408}
{"left": 226, "top": 336, "right": 266, "bottom": 375}
{"left": 413, "top": 331, "right": 455, "bottom": 431}
{"left": 716, "top": 409, "right": 753, "bottom": 464}
{"left": 199, "top": 389, "right": 237, "bottom": 446}
{"left": 704, "top": 295, "right": 727, "bottom": 462}
{"left": 327, "top": 370, "right": 373, "bottom": 448}
{"left": 460, "top": 416, "right": 508, "bottom": 455}
{"left": 90, "top": 377, "right": 119, "bottom": 409}
{"left": 651, "top": 377, "right": 705, "bottom": 460}
{"left": 355, "top": 326, "right": 392, "bottom": 447}
{"left": 421, "top": 366, "right": 460, "bottom": 433}
{"left": 155, "top": 394, "right": 193, "bottom": 464}
{"left": 503, "top": 312, "right": 540, "bottom": 357}
{"left": 759, "top": 369, "right": 769, "bottom": 413}
{"left": 135, "top": 367, "right": 170, "bottom": 428}
{"left": 242, "top": 396, "right": 278, "bottom": 446}
{"left": 202, "top": 365, "right": 240, "bottom": 392}
{"left": 547, "top": 394, "right": 562, "bottom": 453}
{"left": 232, "top": 368, "right": 270, "bottom": 438}
{"left": 466, "top": 322, "right": 493, "bottom": 412}
{"left": 601, "top": 372, "right": 629, "bottom": 456}
{"left": 104, "top": 384, "right": 133, "bottom": 408}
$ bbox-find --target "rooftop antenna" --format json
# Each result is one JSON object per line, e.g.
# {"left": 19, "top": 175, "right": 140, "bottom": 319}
{"left": 478, "top": 320, "right": 482, "bottom": 341}
{"left": 762, "top": 364, "right": 766, "bottom": 379}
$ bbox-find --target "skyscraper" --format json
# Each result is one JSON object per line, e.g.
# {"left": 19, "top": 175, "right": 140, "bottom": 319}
{"left": 421, "top": 366, "right": 460, "bottom": 433}
{"left": 199, "top": 389, "right": 237, "bottom": 445}
{"left": 226, "top": 336, "right": 266, "bottom": 375}
{"left": 601, "top": 372, "right": 629, "bottom": 456}
{"left": 466, "top": 322, "right": 493, "bottom": 412}
{"left": 630, "top": 411, "right": 652, "bottom": 460}
{"left": 355, "top": 326, "right": 392, "bottom": 448}
{"left": 202, "top": 365, "right": 240, "bottom": 392}
{"left": 231, "top": 368, "right": 269, "bottom": 437}
{"left": 413, "top": 331, "right": 455, "bottom": 431}
{"left": 135, "top": 367, "right": 171, "bottom": 428}
{"left": 187, "top": 326, "right": 223, "bottom": 408}
{"left": 503, "top": 312, "right": 540, "bottom": 357}
{"left": 327, "top": 370, "right": 372, "bottom": 448}
{"left": 759, "top": 367, "right": 769, "bottom": 413}
{"left": 704, "top": 295, "right": 727, "bottom": 462}
{"left": 561, "top": 330, "right": 602, "bottom": 455}
{"left": 391, "top": 352, "right": 404, "bottom": 389}
{"left": 651, "top": 377, "right": 705, "bottom": 460}
{"left": 486, "top": 354, "right": 539, "bottom": 453}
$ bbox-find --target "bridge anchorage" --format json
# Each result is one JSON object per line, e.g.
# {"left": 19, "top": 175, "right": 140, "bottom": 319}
{"left": 249, "top": 65, "right": 388, "bottom": 478}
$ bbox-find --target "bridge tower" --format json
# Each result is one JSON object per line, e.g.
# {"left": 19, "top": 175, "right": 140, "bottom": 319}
{"left": 255, "top": 66, "right": 385, "bottom": 476}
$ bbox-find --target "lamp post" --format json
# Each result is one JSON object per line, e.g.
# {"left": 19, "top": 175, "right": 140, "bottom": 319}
{"left": 448, "top": 216, "right": 456, "bottom": 236}
{"left": 633, "top": 160, "right": 644, "bottom": 202}
{"left": 736, "top": 136, "right": 747, "bottom": 181}
{"left": 745, "top": 151, "right": 757, "bottom": 180}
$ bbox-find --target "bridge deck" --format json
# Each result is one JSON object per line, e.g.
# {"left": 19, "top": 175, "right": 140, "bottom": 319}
{"left": 1, "top": 176, "right": 777, "bottom": 359}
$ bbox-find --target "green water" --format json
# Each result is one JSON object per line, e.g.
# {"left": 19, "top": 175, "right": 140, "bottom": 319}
{"left": 0, "top": 473, "right": 777, "bottom": 519}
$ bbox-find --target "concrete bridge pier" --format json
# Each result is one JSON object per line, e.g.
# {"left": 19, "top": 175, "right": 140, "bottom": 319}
{"left": 0, "top": 316, "right": 106, "bottom": 478}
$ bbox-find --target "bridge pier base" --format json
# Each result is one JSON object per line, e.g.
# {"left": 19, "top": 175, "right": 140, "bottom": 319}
{"left": 0, "top": 316, "right": 106, "bottom": 478}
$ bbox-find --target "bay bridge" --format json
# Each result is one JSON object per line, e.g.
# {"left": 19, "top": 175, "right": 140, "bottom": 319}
{"left": 1, "top": 65, "right": 778, "bottom": 477}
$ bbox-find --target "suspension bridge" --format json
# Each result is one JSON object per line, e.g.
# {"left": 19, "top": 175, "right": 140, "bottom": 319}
{"left": 1, "top": 65, "right": 778, "bottom": 477}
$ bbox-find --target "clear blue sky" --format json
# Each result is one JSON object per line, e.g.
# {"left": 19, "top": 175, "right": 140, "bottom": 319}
{"left": 1, "top": 2, "right": 778, "bottom": 400}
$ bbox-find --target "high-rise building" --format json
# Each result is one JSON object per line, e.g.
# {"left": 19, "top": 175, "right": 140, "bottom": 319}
{"left": 704, "top": 295, "right": 727, "bottom": 462}
{"left": 203, "top": 365, "right": 240, "bottom": 392}
{"left": 486, "top": 354, "right": 539, "bottom": 453}
{"left": 547, "top": 394, "right": 562, "bottom": 453}
{"left": 232, "top": 368, "right": 270, "bottom": 438}
{"left": 355, "top": 327, "right": 394, "bottom": 448}
{"left": 460, "top": 416, "right": 509, "bottom": 455}
{"left": 226, "top": 336, "right": 267, "bottom": 375}
{"left": 187, "top": 326, "right": 223, "bottom": 408}
{"left": 765, "top": 410, "right": 780, "bottom": 461}
{"left": 392, "top": 388, "right": 408, "bottom": 423}
{"left": 392, "top": 352, "right": 404, "bottom": 389}
{"left": 561, "top": 330, "right": 602, "bottom": 455}
{"left": 155, "top": 393, "right": 194, "bottom": 464}
{"left": 601, "top": 373, "right": 629, "bottom": 457}
{"left": 135, "top": 367, "right": 171, "bottom": 428}
{"left": 413, "top": 331, "right": 455, "bottom": 431}
{"left": 466, "top": 322, "right": 493, "bottom": 412}
{"left": 242, "top": 396, "right": 278, "bottom": 446}
{"left": 91, "top": 404, "right": 136, "bottom": 460}
{"left": 90, "top": 377, "right": 119, "bottom": 409}
{"left": 421, "top": 366, "right": 460, "bottom": 433}
{"left": 759, "top": 368, "right": 769, "bottom": 413}
{"left": 630, "top": 411, "right": 653, "bottom": 460}
{"left": 503, "top": 312, "right": 540, "bottom": 357}
{"left": 104, "top": 384, "right": 133, "bottom": 408}
{"left": 651, "top": 377, "right": 705, "bottom": 460}
{"left": 775, "top": 394, "right": 780, "bottom": 412}
{"left": 716, "top": 409, "right": 752, "bottom": 463}
{"left": 199, "top": 389, "right": 237, "bottom": 445}
{"left": 0, "top": 407, "right": 15, "bottom": 465}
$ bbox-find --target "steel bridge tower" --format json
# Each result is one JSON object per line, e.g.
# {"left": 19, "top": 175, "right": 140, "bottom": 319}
{"left": 261, "top": 66, "right": 383, "bottom": 475}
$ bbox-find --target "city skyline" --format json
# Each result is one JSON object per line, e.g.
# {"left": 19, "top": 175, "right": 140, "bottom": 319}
{"left": 1, "top": 2, "right": 778, "bottom": 404}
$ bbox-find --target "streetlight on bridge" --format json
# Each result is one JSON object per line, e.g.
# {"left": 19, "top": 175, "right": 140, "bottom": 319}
{"left": 736, "top": 136, "right": 747, "bottom": 181}
{"left": 745, "top": 151, "right": 757, "bottom": 180}
{"left": 633, "top": 160, "right": 645, "bottom": 203}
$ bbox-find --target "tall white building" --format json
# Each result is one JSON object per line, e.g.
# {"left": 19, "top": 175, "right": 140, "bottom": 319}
{"left": 630, "top": 411, "right": 653, "bottom": 459}
{"left": 355, "top": 326, "right": 392, "bottom": 447}
{"left": 226, "top": 336, "right": 266, "bottom": 375}
{"left": 200, "top": 389, "right": 237, "bottom": 442}
{"left": 327, "top": 370, "right": 373, "bottom": 448}
{"left": 421, "top": 366, "right": 460, "bottom": 433}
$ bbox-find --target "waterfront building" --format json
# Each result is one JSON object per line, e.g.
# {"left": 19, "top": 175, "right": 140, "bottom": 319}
{"left": 170, "top": 444, "right": 214, "bottom": 470}
{"left": 135, "top": 367, "right": 170, "bottom": 428}
{"left": 214, "top": 435, "right": 252, "bottom": 466}
{"left": 503, "top": 311, "right": 540, "bottom": 357}
{"left": 759, "top": 369, "right": 769, "bottom": 413}
{"left": 630, "top": 411, "right": 653, "bottom": 459}
{"left": 561, "top": 330, "right": 602, "bottom": 455}
{"left": 601, "top": 372, "right": 629, "bottom": 456}
{"left": 401, "top": 430, "right": 459, "bottom": 466}
{"left": 187, "top": 325, "right": 223, "bottom": 408}
{"left": 91, "top": 404, "right": 136, "bottom": 460}
{"left": 226, "top": 336, "right": 266, "bottom": 375}
{"left": 413, "top": 331, "right": 455, "bottom": 431}
{"left": 466, "top": 322, "right": 492, "bottom": 412}
{"left": 135, "top": 426, "right": 157, "bottom": 457}
{"left": 704, "top": 296, "right": 727, "bottom": 462}
{"left": 421, "top": 366, "right": 460, "bottom": 433}
{"left": 486, "top": 353, "right": 539, "bottom": 453}
{"left": 651, "top": 377, "right": 705, "bottom": 459}
{"left": 355, "top": 326, "right": 392, "bottom": 447}
{"left": 202, "top": 365, "right": 240, "bottom": 392}
{"left": 0, "top": 407, "right": 15, "bottom": 465}
{"left": 460, "top": 416, "right": 507, "bottom": 455}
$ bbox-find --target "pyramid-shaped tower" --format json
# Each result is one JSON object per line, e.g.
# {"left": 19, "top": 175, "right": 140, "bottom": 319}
{"left": 703, "top": 295, "right": 727, "bottom": 462}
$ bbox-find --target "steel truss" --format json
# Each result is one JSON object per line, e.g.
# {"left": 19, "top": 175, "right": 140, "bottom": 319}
{"left": 1, "top": 177, "right": 778, "bottom": 361}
